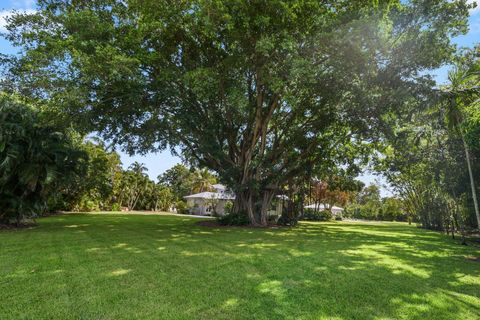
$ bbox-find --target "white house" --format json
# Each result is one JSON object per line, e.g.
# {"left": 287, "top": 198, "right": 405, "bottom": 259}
{"left": 304, "top": 204, "right": 344, "bottom": 216}
{"left": 184, "top": 184, "right": 235, "bottom": 216}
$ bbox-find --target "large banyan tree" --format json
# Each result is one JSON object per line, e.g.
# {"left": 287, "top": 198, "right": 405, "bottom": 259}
{"left": 2, "top": 0, "right": 473, "bottom": 225}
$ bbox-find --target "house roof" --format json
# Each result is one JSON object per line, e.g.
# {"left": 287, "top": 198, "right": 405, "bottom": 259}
{"left": 304, "top": 204, "right": 344, "bottom": 211}
{"left": 211, "top": 184, "right": 226, "bottom": 190}
{"left": 184, "top": 191, "right": 235, "bottom": 200}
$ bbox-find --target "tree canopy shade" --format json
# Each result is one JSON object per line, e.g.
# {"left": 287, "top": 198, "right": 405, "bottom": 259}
{"left": 1, "top": 0, "right": 473, "bottom": 225}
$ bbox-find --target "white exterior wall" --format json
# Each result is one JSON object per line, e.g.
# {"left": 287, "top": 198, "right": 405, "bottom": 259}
{"left": 186, "top": 198, "right": 206, "bottom": 215}
{"left": 331, "top": 208, "right": 343, "bottom": 215}
{"left": 186, "top": 198, "right": 229, "bottom": 216}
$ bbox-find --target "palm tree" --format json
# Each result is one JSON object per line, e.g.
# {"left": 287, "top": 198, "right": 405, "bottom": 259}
{"left": 443, "top": 64, "right": 480, "bottom": 228}
{"left": 129, "top": 162, "right": 148, "bottom": 175}
{"left": 117, "top": 162, "right": 150, "bottom": 210}
{"left": 191, "top": 169, "right": 217, "bottom": 193}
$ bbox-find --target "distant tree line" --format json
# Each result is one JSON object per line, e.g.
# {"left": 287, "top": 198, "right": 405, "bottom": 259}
{"left": 344, "top": 185, "right": 407, "bottom": 222}
{"left": 297, "top": 178, "right": 406, "bottom": 222}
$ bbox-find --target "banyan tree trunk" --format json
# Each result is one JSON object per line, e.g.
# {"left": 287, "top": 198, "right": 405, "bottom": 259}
{"left": 233, "top": 189, "right": 258, "bottom": 226}
{"left": 260, "top": 191, "right": 275, "bottom": 226}
{"left": 233, "top": 188, "right": 276, "bottom": 226}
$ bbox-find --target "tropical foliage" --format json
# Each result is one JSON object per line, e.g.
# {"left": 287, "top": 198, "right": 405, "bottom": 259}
{"left": 0, "top": 95, "right": 177, "bottom": 225}
{"left": 113, "top": 162, "right": 174, "bottom": 212}
{"left": 49, "top": 139, "right": 123, "bottom": 212}
{"left": 378, "top": 47, "right": 480, "bottom": 235}
{"left": 0, "top": 95, "right": 84, "bottom": 225}
{"left": 157, "top": 164, "right": 217, "bottom": 202}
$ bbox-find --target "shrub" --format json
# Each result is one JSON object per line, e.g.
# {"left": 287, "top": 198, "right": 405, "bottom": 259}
{"left": 277, "top": 214, "right": 298, "bottom": 226}
{"left": 218, "top": 212, "right": 249, "bottom": 226}
{"left": 302, "top": 208, "right": 333, "bottom": 221}
{"left": 224, "top": 200, "right": 233, "bottom": 215}
{"left": 78, "top": 199, "right": 99, "bottom": 212}
{"left": 268, "top": 214, "right": 279, "bottom": 224}
{"left": 111, "top": 203, "right": 121, "bottom": 211}
{"left": 175, "top": 200, "right": 189, "bottom": 215}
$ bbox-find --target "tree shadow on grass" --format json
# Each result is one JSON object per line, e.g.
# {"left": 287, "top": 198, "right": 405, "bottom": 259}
{"left": 1, "top": 215, "right": 479, "bottom": 319}
{"left": 169, "top": 220, "right": 480, "bottom": 319}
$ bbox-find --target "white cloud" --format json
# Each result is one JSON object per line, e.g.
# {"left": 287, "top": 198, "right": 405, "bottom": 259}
{"left": 0, "top": 9, "right": 36, "bottom": 33}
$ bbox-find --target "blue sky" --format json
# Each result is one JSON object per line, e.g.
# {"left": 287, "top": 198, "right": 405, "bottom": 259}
{"left": 1, "top": 0, "right": 479, "bottom": 195}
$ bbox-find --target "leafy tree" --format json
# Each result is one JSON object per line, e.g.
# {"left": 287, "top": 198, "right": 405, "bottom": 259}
{"left": 158, "top": 164, "right": 195, "bottom": 200}
{"left": 379, "top": 197, "right": 405, "bottom": 221}
{"left": 50, "top": 138, "right": 123, "bottom": 212}
{"left": 374, "top": 47, "right": 480, "bottom": 234}
{"left": 149, "top": 184, "right": 174, "bottom": 212}
{"left": 357, "top": 185, "right": 382, "bottom": 206}
{"left": 0, "top": 94, "right": 84, "bottom": 225}
{"left": 308, "top": 180, "right": 328, "bottom": 212}
{"left": 307, "top": 178, "right": 357, "bottom": 212}
{"left": 349, "top": 184, "right": 383, "bottom": 220}
{"left": 441, "top": 59, "right": 480, "bottom": 228}
{"left": 2, "top": 0, "right": 473, "bottom": 225}
{"left": 377, "top": 82, "right": 478, "bottom": 233}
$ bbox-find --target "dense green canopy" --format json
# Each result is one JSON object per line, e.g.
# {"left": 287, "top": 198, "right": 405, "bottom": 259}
{"left": 0, "top": 95, "right": 84, "bottom": 224}
{"left": 1, "top": 0, "right": 473, "bottom": 225}
{"left": 378, "top": 47, "right": 480, "bottom": 232}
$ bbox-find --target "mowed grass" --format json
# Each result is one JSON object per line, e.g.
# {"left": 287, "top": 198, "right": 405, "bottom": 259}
{"left": 0, "top": 214, "right": 479, "bottom": 320}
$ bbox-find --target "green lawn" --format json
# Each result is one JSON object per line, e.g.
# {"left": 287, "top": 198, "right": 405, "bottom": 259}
{"left": 0, "top": 214, "right": 479, "bottom": 320}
